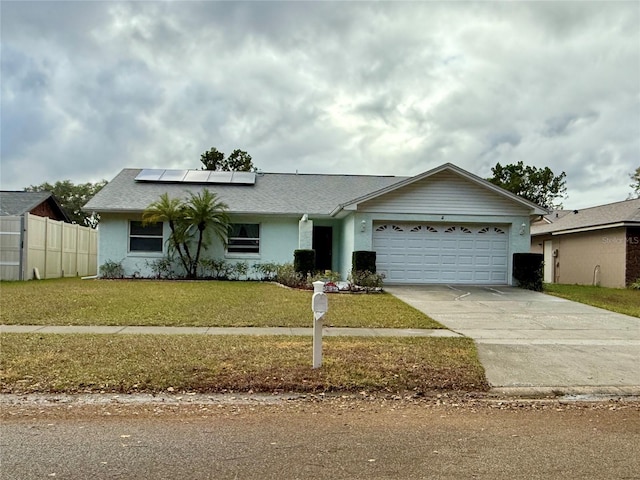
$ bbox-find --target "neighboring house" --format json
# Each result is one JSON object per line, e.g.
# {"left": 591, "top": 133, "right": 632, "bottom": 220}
{"left": 531, "top": 198, "right": 640, "bottom": 288}
{"left": 84, "top": 163, "right": 546, "bottom": 285}
{"left": 0, "top": 191, "right": 71, "bottom": 222}
{"left": 0, "top": 191, "right": 97, "bottom": 280}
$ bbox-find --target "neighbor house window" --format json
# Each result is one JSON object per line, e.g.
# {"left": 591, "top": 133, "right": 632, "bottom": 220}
{"left": 129, "top": 221, "right": 163, "bottom": 252}
{"left": 227, "top": 223, "right": 260, "bottom": 254}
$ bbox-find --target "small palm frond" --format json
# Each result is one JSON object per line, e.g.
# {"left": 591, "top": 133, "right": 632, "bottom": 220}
{"left": 142, "top": 193, "right": 183, "bottom": 225}
{"left": 183, "top": 189, "right": 230, "bottom": 240}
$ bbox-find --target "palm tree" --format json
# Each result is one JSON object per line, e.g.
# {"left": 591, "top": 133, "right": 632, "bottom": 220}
{"left": 142, "top": 193, "right": 193, "bottom": 275}
{"left": 183, "top": 190, "right": 230, "bottom": 278}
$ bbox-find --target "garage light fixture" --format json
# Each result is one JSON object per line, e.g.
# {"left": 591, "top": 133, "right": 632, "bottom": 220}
{"left": 519, "top": 222, "right": 526, "bottom": 235}
{"left": 360, "top": 220, "right": 366, "bottom": 232}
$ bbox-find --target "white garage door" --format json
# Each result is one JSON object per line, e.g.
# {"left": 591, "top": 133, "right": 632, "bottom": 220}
{"left": 373, "top": 223, "right": 509, "bottom": 284}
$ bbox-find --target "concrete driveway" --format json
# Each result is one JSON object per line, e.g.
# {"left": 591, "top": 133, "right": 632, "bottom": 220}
{"left": 386, "top": 285, "right": 640, "bottom": 395}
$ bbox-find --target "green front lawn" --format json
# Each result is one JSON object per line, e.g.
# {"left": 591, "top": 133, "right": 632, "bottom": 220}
{"left": 0, "top": 278, "right": 442, "bottom": 329}
{"left": 544, "top": 284, "right": 640, "bottom": 318}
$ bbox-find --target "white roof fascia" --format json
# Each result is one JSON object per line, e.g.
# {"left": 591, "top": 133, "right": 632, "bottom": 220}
{"left": 330, "top": 163, "right": 548, "bottom": 217}
{"left": 549, "top": 222, "right": 637, "bottom": 236}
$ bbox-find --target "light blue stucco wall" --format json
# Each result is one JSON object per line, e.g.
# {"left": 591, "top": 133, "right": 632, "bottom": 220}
{"left": 97, "top": 213, "right": 304, "bottom": 278}
{"left": 224, "top": 215, "right": 300, "bottom": 269}
{"left": 98, "top": 210, "right": 533, "bottom": 284}
{"left": 97, "top": 213, "right": 169, "bottom": 277}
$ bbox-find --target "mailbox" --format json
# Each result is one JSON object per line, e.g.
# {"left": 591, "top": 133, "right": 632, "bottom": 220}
{"left": 311, "top": 281, "right": 328, "bottom": 369}
{"left": 312, "top": 292, "right": 328, "bottom": 315}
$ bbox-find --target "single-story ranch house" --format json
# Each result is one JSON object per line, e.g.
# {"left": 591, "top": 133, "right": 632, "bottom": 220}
{"left": 84, "top": 163, "right": 547, "bottom": 285}
{"left": 531, "top": 198, "right": 640, "bottom": 288}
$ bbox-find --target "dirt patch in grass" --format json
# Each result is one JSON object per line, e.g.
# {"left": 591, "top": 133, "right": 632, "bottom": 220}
{"left": 0, "top": 333, "right": 488, "bottom": 394}
{"left": 544, "top": 284, "right": 640, "bottom": 318}
{"left": 0, "top": 278, "right": 440, "bottom": 329}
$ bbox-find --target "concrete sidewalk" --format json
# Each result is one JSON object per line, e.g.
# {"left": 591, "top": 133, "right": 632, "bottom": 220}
{"left": 0, "top": 324, "right": 461, "bottom": 338}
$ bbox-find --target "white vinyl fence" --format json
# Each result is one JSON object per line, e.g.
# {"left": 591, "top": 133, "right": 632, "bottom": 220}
{"left": 0, "top": 213, "right": 97, "bottom": 281}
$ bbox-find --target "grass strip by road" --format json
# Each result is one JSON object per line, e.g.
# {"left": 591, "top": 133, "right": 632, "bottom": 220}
{"left": 0, "top": 333, "right": 488, "bottom": 394}
{"left": 544, "top": 284, "right": 640, "bottom": 318}
{"left": 0, "top": 278, "right": 440, "bottom": 329}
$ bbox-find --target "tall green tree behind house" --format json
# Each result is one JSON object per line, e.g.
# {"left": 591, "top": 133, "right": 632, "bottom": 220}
{"left": 200, "top": 147, "right": 256, "bottom": 172}
{"left": 487, "top": 161, "right": 567, "bottom": 210}
{"left": 143, "top": 191, "right": 230, "bottom": 279}
{"left": 25, "top": 179, "right": 108, "bottom": 227}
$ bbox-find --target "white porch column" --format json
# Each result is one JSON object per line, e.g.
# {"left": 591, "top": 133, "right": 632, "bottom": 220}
{"left": 298, "top": 214, "right": 313, "bottom": 249}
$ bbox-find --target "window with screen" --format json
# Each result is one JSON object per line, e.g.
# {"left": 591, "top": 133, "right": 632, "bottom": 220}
{"left": 129, "top": 221, "right": 163, "bottom": 252}
{"left": 227, "top": 223, "right": 260, "bottom": 254}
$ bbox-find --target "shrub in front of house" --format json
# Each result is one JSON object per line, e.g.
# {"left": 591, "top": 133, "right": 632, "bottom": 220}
{"left": 352, "top": 250, "right": 377, "bottom": 273}
{"left": 513, "top": 253, "right": 544, "bottom": 291}
{"left": 349, "top": 270, "right": 385, "bottom": 291}
{"left": 198, "top": 259, "right": 251, "bottom": 280}
{"left": 146, "top": 257, "right": 181, "bottom": 279}
{"left": 309, "top": 270, "right": 341, "bottom": 284}
{"left": 293, "top": 249, "right": 316, "bottom": 276}
{"left": 276, "top": 263, "right": 306, "bottom": 288}
{"left": 99, "top": 260, "right": 125, "bottom": 279}
{"left": 252, "top": 262, "right": 281, "bottom": 281}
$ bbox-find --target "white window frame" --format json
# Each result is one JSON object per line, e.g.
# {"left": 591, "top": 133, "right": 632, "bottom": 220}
{"left": 129, "top": 221, "right": 163, "bottom": 253}
{"left": 227, "top": 223, "right": 260, "bottom": 255}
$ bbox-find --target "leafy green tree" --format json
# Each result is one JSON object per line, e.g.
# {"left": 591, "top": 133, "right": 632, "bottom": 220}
{"left": 488, "top": 161, "right": 567, "bottom": 209}
{"left": 630, "top": 167, "right": 640, "bottom": 199}
{"left": 25, "top": 180, "right": 108, "bottom": 227}
{"left": 143, "top": 191, "right": 229, "bottom": 279}
{"left": 200, "top": 147, "right": 256, "bottom": 172}
{"left": 200, "top": 147, "right": 226, "bottom": 170}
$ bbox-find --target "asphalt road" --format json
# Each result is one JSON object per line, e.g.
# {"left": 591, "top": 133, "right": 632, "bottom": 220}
{"left": 2, "top": 396, "right": 639, "bottom": 479}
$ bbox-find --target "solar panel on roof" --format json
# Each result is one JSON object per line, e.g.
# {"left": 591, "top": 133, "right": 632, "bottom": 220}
{"left": 134, "top": 169, "right": 256, "bottom": 185}
{"left": 230, "top": 171, "right": 256, "bottom": 184}
{"left": 159, "top": 169, "right": 188, "bottom": 182}
{"left": 183, "top": 170, "right": 212, "bottom": 183}
{"left": 207, "top": 171, "right": 233, "bottom": 184}
{"left": 135, "top": 169, "right": 165, "bottom": 182}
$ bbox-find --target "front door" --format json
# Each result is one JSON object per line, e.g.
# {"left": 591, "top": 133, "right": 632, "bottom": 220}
{"left": 313, "top": 226, "right": 333, "bottom": 271}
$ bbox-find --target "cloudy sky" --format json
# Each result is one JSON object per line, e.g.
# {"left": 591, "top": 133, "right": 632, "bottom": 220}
{"left": 2, "top": 1, "right": 638, "bottom": 208}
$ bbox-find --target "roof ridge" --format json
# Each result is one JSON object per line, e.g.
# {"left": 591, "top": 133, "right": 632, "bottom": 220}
{"left": 563, "top": 197, "right": 640, "bottom": 211}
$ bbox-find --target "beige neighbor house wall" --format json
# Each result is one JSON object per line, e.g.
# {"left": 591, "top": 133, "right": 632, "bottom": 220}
{"left": 0, "top": 213, "right": 98, "bottom": 281}
{"left": 533, "top": 227, "right": 627, "bottom": 288}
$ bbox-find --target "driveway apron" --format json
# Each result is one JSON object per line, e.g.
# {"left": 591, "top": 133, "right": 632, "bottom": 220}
{"left": 386, "top": 285, "right": 640, "bottom": 394}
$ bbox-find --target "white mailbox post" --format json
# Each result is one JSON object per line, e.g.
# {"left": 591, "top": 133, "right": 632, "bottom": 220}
{"left": 311, "top": 281, "right": 328, "bottom": 369}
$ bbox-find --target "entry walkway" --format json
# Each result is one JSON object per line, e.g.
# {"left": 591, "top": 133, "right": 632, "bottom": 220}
{"left": 0, "top": 324, "right": 460, "bottom": 338}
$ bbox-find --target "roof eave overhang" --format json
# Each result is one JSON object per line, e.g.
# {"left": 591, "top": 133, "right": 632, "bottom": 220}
{"left": 88, "top": 208, "right": 335, "bottom": 219}
{"left": 532, "top": 221, "right": 640, "bottom": 236}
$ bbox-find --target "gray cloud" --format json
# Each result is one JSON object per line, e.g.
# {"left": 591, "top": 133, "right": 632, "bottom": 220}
{"left": 1, "top": 1, "right": 638, "bottom": 208}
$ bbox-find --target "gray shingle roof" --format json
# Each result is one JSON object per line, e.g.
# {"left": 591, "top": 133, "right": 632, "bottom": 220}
{"left": 531, "top": 198, "right": 640, "bottom": 235}
{"left": 83, "top": 169, "right": 408, "bottom": 216}
{"left": 0, "top": 191, "right": 54, "bottom": 216}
